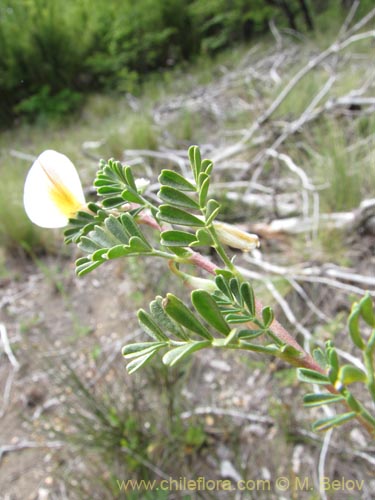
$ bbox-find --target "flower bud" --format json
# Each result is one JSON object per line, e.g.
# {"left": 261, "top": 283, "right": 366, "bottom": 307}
{"left": 214, "top": 222, "right": 260, "bottom": 252}
{"left": 182, "top": 275, "right": 217, "bottom": 293}
{"left": 23, "top": 150, "right": 86, "bottom": 228}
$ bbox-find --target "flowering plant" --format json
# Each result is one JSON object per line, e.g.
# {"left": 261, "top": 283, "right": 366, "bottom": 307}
{"left": 24, "top": 146, "right": 375, "bottom": 438}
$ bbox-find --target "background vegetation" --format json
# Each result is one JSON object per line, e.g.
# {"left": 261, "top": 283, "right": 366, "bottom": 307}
{"left": 1, "top": 0, "right": 373, "bottom": 124}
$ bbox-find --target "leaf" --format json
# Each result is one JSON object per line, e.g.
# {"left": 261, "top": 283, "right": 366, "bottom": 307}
{"left": 162, "top": 341, "right": 210, "bottom": 366}
{"left": 194, "top": 147, "right": 202, "bottom": 175}
{"left": 150, "top": 296, "right": 189, "bottom": 341}
{"left": 92, "top": 248, "right": 108, "bottom": 261}
{"left": 326, "top": 344, "right": 339, "bottom": 383}
{"left": 348, "top": 303, "right": 365, "bottom": 350}
{"left": 312, "top": 412, "right": 356, "bottom": 432}
{"left": 163, "top": 294, "right": 213, "bottom": 340}
{"left": 76, "top": 259, "right": 101, "bottom": 277}
{"left": 338, "top": 365, "right": 367, "bottom": 385}
{"left": 102, "top": 196, "right": 128, "bottom": 208}
{"left": 201, "top": 159, "right": 213, "bottom": 175}
{"left": 189, "top": 228, "right": 213, "bottom": 248}
{"left": 262, "top": 306, "right": 274, "bottom": 328}
{"left": 313, "top": 348, "right": 327, "bottom": 369}
{"left": 225, "top": 313, "right": 252, "bottom": 323}
{"left": 215, "top": 275, "right": 232, "bottom": 298}
{"left": 124, "top": 165, "right": 137, "bottom": 190}
{"left": 95, "top": 185, "right": 122, "bottom": 196}
{"left": 87, "top": 225, "right": 117, "bottom": 248}
{"left": 297, "top": 368, "right": 330, "bottom": 385}
{"left": 197, "top": 172, "right": 209, "bottom": 190}
{"left": 138, "top": 309, "right": 169, "bottom": 341}
{"left": 237, "top": 329, "right": 264, "bottom": 340}
{"left": 120, "top": 213, "right": 150, "bottom": 246}
{"left": 199, "top": 176, "right": 210, "bottom": 208}
{"left": 215, "top": 269, "right": 235, "bottom": 280}
{"left": 360, "top": 293, "right": 375, "bottom": 327}
{"left": 229, "top": 278, "right": 242, "bottom": 305}
{"left": 128, "top": 236, "right": 152, "bottom": 253}
{"left": 122, "top": 342, "right": 166, "bottom": 359}
{"left": 120, "top": 187, "right": 144, "bottom": 204}
{"left": 158, "top": 205, "right": 205, "bottom": 227}
{"left": 105, "top": 215, "right": 130, "bottom": 244}
{"left": 188, "top": 145, "right": 200, "bottom": 182}
{"left": 126, "top": 350, "right": 159, "bottom": 374}
{"left": 240, "top": 282, "right": 255, "bottom": 316}
{"left": 303, "top": 393, "right": 345, "bottom": 407}
{"left": 106, "top": 245, "right": 131, "bottom": 259}
{"left": 158, "top": 169, "right": 196, "bottom": 191}
{"left": 205, "top": 199, "right": 221, "bottom": 224}
{"left": 158, "top": 186, "right": 200, "bottom": 209}
{"left": 327, "top": 344, "right": 339, "bottom": 371}
{"left": 78, "top": 236, "right": 102, "bottom": 254}
{"left": 191, "top": 290, "right": 231, "bottom": 335}
{"left": 160, "top": 230, "right": 197, "bottom": 247}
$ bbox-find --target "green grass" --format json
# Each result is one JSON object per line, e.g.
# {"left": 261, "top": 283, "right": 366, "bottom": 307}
{"left": 306, "top": 117, "right": 375, "bottom": 212}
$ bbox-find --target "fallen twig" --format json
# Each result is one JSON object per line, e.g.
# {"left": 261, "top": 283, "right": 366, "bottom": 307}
{"left": 0, "top": 323, "right": 20, "bottom": 371}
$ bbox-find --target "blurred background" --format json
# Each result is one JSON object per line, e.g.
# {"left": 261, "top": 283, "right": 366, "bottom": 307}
{"left": 0, "top": 0, "right": 375, "bottom": 498}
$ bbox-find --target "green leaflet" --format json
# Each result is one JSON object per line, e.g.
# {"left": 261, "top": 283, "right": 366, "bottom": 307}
{"left": 303, "top": 393, "right": 345, "bottom": 407}
{"left": 162, "top": 341, "right": 211, "bottom": 366}
{"left": 122, "top": 342, "right": 166, "bottom": 359}
{"left": 190, "top": 228, "right": 213, "bottom": 247}
{"left": 261, "top": 306, "right": 274, "bottom": 328}
{"left": 360, "top": 293, "right": 375, "bottom": 327}
{"left": 191, "top": 289, "right": 231, "bottom": 335}
{"left": 205, "top": 199, "right": 221, "bottom": 224}
{"left": 313, "top": 348, "right": 327, "bottom": 369}
{"left": 199, "top": 176, "right": 210, "bottom": 208}
{"left": 163, "top": 293, "right": 213, "bottom": 340}
{"left": 137, "top": 309, "right": 169, "bottom": 342}
{"left": 160, "top": 230, "right": 197, "bottom": 247}
{"left": 237, "top": 329, "right": 264, "bottom": 340}
{"left": 75, "top": 258, "right": 102, "bottom": 276}
{"left": 120, "top": 187, "right": 144, "bottom": 204}
{"left": 297, "top": 368, "right": 330, "bottom": 385}
{"left": 189, "top": 145, "right": 202, "bottom": 183}
{"left": 149, "top": 296, "right": 189, "bottom": 341}
{"left": 158, "top": 169, "right": 196, "bottom": 191}
{"left": 158, "top": 186, "right": 200, "bottom": 210}
{"left": 158, "top": 205, "right": 205, "bottom": 227}
{"left": 312, "top": 412, "right": 357, "bottom": 432}
{"left": 105, "top": 215, "right": 130, "bottom": 244}
{"left": 240, "top": 282, "right": 256, "bottom": 316}
{"left": 338, "top": 364, "right": 367, "bottom": 385}
{"left": 120, "top": 213, "right": 151, "bottom": 247}
{"left": 348, "top": 303, "right": 365, "bottom": 350}
{"left": 125, "top": 350, "right": 159, "bottom": 374}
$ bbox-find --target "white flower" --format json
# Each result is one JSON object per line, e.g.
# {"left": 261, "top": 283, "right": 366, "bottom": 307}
{"left": 135, "top": 177, "right": 150, "bottom": 193}
{"left": 23, "top": 150, "right": 86, "bottom": 228}
{"left": 214, "top": 221, "right": 260, "bottom": 252}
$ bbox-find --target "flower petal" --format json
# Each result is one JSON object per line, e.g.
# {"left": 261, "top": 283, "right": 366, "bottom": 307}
{"left": 23, "top": 150, "right": 86, "bottom": 228}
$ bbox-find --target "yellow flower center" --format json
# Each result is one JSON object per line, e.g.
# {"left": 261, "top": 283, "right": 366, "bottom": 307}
{"left": 40, "top": 162, "right": 83, "bottom": 218}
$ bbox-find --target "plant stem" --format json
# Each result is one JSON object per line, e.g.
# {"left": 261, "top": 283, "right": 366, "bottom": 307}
{"left": 207, "top": 224, "right": 239, "bottom": 275}
{"left": 152, "top": 249, "right": 177, "bottom": 260}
